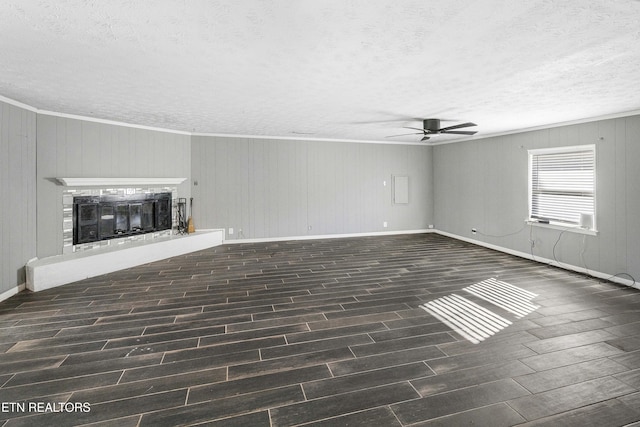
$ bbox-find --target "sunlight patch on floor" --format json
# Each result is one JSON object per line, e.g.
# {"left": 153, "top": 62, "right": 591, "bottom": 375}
{"left": 463, "top": 278, "right": 539, "bottom": 318}
{"left": 421, "top": 294, "right": 512, "bottom": 344}
{"left": 421, "top": 278, "right": 539, "bottom": 344}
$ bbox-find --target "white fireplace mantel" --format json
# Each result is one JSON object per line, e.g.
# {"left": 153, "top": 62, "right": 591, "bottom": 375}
{"left": 56, "top": 177, "right": 187, "bottom": 186}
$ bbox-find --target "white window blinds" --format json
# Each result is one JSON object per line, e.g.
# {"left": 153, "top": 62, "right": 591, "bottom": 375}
{"left": 529, "top": 145, "right": 595, "bottom": 227}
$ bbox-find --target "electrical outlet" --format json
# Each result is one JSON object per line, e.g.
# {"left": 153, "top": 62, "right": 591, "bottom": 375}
{"left": 428, "top": 224, "right": 434, "bottom": 229}
{"left": 229, "top": 227, "right": 234, "bottom": 235}
{"left": 383, "top": 221, "right": 388, "bottom": 228}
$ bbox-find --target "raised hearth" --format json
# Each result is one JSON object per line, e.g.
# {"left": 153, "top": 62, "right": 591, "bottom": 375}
{"left": 26, "top": 230, "right": 225, "bottom": 292}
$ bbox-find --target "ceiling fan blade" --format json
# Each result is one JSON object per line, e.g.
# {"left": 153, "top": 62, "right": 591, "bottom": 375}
{"left": 385, "top": 132, "right": 423, "bottom": 138}
{"left": 439, "top": 122, "right": 477, "bottom": 132}
{"left": 440, "top": 130, "right": 478, "bottom": 135}
{"left": 403, "top": 126, "right": 429, "bottom": 132}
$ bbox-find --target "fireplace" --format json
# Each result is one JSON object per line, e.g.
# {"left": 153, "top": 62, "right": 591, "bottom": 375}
{"left": 73, "top": 193, "right": 172, "bottom": 245}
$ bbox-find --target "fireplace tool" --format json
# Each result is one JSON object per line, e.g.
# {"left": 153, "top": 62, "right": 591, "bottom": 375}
{"left": 177, "top": 198, "right": 187, "bottom": 234}
{"left": 187, "top": 197, "right": 195, "bottom": 233}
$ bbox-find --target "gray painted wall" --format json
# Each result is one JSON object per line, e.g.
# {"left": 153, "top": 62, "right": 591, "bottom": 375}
{"left": 6, "top": 94, "right": 638, "bottom": 297}
{"left": 0, "top": 100, "right": 37, "bottom": 295}
{"left": 36, "top": 115, "right": 192, "bottom": 258}
{"left": 434, "top": 114, "right": 640, "bottom": 282}
{"left": 191, "top": 136, "right": 433, "bottom": 239}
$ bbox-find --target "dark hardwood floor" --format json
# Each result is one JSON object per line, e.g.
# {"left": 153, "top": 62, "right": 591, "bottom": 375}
{"left": 1, "top": 233, "right": 640, "bottom": 426}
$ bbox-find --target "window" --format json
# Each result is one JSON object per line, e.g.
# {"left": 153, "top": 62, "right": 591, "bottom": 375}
{"left": 528, "top": 145, "right": 596, "bottom": 230}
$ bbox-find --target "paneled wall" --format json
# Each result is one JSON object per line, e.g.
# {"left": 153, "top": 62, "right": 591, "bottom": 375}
{"left": 0, "top": 100, "right": 37, "bottom": 296}
{"left": 434, "top": 114, "right": 640, "bottom": 282}
{"left": 9, "top": 93, "right": 638, "bottom": 297}
{"left": 191, "top": 136, "right": 432, "bottom": 239}
{"left": 36, "top": 115, "right": 191, "bottom": 258}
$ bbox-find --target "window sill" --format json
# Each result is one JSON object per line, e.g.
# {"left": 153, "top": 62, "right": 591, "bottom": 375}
{"left": 525, "top": 219, "right": 598, "bottom": 236}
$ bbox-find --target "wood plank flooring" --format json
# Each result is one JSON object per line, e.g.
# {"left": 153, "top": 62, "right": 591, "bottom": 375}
{"left": 1, "top": 233, "right": 640, "bottom": 426}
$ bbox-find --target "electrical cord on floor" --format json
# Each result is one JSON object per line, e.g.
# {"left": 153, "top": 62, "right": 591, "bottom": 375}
{"left": 483, "top": 223, "right": 636, "bottom": 288}
{"left": 547, "top": 228, "right": 637, "bottom": 288}
{"left": 528, "top": 225, "right": 574, "bottom": 270}
{"left": 475, "top": 224, "right": 540, "bottom": 266}
{"left": 529, "top": 223, "right": 537, "bottom": 262}
{"left": 551, "top": 227, "right": 570, "bottom": 268}
{"left": 603, "top": 273, "right": 637, "bottom": 287}
{"left": 580, "top": 234, "right": 590, "bottom": 276}
{"left": 475, "top": 225, "right": 527, "bottom": 238}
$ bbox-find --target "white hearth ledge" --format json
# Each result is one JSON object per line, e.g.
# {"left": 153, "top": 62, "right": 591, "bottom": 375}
{"left": 26, "top": 230, "right": 224, "bottom": 292}
{"left": 56, "top": 177, "right": 187, "bottom": 186}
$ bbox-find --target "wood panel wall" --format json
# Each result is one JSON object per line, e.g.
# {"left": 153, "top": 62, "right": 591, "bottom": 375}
{"left": 36, "top": 115, "right": 191, "bottom": 258}
{"left": 434, "top": 114, "right": 640, "bottom": 282}
{"left": 0, "top": 101, "right": 37, "bottom": 295}
{"left": 191, "top": 136, "right": 433, "bottom": 239}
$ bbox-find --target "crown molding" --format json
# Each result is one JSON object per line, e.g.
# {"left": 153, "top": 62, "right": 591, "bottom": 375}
{"left": 38, "top": 110, "right": 192, "bottom": 135}
{"left": 191, "top": 132, "right": 425, "bottom": 146}
{"left": 430, "top": 108, "right": 640, "bottom": 146}
{"left": 3, "top": 93, "right": 640, "bottom": 146}
{"left": 0, "top": 94, "right": 39, "bottom": 112}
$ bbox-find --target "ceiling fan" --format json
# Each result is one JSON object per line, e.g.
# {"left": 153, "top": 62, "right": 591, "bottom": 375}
{"left": 386, "top": 119, "right": 478, "bottom": 141}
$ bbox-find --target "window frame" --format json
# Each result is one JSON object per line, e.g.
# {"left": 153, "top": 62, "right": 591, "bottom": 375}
{"left": 527, "top": 144, "right": 597, "bottom": 233}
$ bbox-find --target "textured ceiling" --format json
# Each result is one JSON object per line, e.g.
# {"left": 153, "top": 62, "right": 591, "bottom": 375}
{"left": 2, "top": 0, "right": 640, "bottom": 143}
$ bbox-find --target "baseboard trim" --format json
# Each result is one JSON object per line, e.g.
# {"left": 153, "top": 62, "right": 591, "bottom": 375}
{"left": 0, "top": 283, "right": 26, "bottom": 302}
{"left": 435, "top": 230, "right": 639, "bottom": 290}
{"left": 220, "top": 229, "right": 434, "bottom": 245}
{"left": 11, "top": 228, "right": 631, "bottom": 298}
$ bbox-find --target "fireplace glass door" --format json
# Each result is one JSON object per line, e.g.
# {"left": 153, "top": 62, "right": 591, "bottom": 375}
{"left": 130, "top": 203, "right": 142, "bottom": 232}
{"left": 99, "top": 204, "right": 115, "bottom": 239}
{"left": 73, "top": 193, "right": 172, "bottom": 245}
{"left": 141, "top": 202, "right": 155, "bottom": 231}
{"left": 115, "top": 204, "right": 130, "bottom": 235}
{"left": 76, "top": 203, "right": 98, "bottom": 244}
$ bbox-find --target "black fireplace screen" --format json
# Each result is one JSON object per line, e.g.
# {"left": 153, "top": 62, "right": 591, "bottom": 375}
{"left": 73, "top": 193, "right": 172, "bottom": 244}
